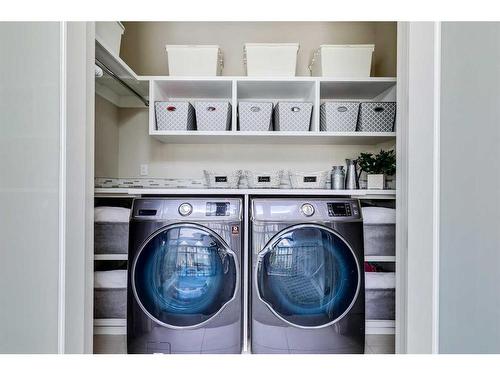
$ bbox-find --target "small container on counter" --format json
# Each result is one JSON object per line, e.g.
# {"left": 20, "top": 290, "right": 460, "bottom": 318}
{"left": 330, "top": 166, "right": 345, "bottom": 190}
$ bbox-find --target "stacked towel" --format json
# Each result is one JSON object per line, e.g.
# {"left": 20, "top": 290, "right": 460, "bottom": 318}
{"left": 94, "top": 270, "right": 127, "bottom": 289}
{"left": 365, "top": 272, "right": 396, "bottom": 289}
{"left": 362, "top": 207, "right": 396, "bottom": 225}
{"left": 94, "top": 206, "right": 130, "bottom": 223}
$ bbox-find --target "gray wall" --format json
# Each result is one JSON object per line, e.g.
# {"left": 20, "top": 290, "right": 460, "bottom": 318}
{"left": 439, "top": 22, "right": 500, "bottom": 353}
{"left": 0, "top": 22, "right": 92, "bottom": 354}
{"left": 0, "top": 22, "right": 61, "bottom": 353}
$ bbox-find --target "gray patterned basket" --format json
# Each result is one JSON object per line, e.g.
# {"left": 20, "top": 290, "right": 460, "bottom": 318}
{"left": 274, "top": 102, "right": 313, "bottom": 132}
{"left": 155, "top": 101, "right": 196, "bottom": 131}
{"left": 238, "top": 102, "right": 273, "bottom": 131}
{"left": 195, "top": 100, "right": 232, "bottom": 131}
{"left": 357, "top": 102, "right": 396, "bottom": 132}
{"left": 320, "top": 101, "right": 359, "bottom": 132}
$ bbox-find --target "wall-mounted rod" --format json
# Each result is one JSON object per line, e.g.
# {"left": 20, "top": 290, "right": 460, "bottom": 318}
{"left": 95, "top": 58, "right": 149, "bottom": 107}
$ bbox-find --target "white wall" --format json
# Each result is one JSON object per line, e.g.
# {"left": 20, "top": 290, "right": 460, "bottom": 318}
{"left": 120, "top": 22, "right": 397, "bottom": 77}
{"left": 110, "top": 107, "right": 392, "bottom": 181}
{"left": 438, "top": 22, "right": 500, "bottom": 353}
{"left": 95, "top": 95, "right": 119, "bottom": 177}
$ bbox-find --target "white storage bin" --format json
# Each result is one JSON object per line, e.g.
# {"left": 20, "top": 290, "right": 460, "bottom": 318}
{"left": 244, "top": 170, "right": 283, "bottom": 189}
{"left": 238, "top": 102, "right": 273, "bottom": 131}
{"left": 289, "top": 170, "right": 328, "bottom": 189}
{"left": 244, "top": 43, "right": 299, "bottom": 77}
{"left": 320, "top": 101, "right": 360, "bottom": 132}
{"left": 165, "top": 45, "right": 223, "bottom": 76}
{"left": 195, "top": 101, "right": 232, "bottom": 131}
{"left": 96, "top": 22, "right": 125, "bottom": 56}
{"left": 309, "top": 44, "right": 374, "bottom": 77}
{"left": 357, "top": 102, "right": 396, "bottom": 132}
{"left": 274, "top": 102, "right": 313, "bottom": 132}
{"left": 155, "top": 101, "right": 196, "bottom": 131}
{"left": 204, "top": 170, "right": 242, "bottom": 189}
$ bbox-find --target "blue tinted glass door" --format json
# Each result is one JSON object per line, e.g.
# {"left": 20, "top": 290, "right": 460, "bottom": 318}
{"left": 256, "top": 224, "right": 360, "bottom": 328}
{"left": 132, "top": 223, "right": 237, "bottom": 328}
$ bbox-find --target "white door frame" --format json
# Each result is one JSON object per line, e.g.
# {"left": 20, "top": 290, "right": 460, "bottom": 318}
{"left": 396, "top": 21, "right": 441, "bottom": 354}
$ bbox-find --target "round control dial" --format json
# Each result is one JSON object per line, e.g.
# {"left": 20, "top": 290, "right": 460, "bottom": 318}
{"left": 300, "top": 203, "right": 315, "bottom": 217}
{"left": 178, "top": 203, "right": 193, "bottom": 216}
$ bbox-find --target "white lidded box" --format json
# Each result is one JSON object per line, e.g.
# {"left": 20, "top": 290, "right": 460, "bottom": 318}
{"left": 309, "top": 44, "right": 374, "bottom": 77}
{"left": 165, "top": 45, "right": 223, "bottom": 76}
{"left": 244, "top": 43, "right": 299, "bottom": 77}
{"left": 244, "top": 170, "right": 283, "bottom": 189}
{"left": 195, "top": 100, "right": 232, "bottom": 131}
{"left": 96, "top": 22, "right": 125, "bottom": 56}
{"left": 204, "top": 170, "right": 242, "bottom": 189}
{"left": 154, "top": 101, "right": 196, "bottom": 131}
{"left": 238, "top": 102, "right": 273, "bottom": 131}
{"left": 289, "top": 170, "right": 329, "bottom": 189}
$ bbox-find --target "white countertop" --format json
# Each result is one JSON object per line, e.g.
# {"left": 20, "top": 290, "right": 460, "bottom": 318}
{"left": 95, "top": 188, "right": 396, "bottom": 199}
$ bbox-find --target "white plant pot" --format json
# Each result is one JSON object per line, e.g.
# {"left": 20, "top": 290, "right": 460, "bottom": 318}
{"left": 367, "top": 174, "right": 385, "bottom": 190}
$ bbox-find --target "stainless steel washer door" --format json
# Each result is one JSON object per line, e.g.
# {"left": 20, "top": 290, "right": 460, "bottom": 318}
{"left": 256, "top": 224, "right": 360, "bottom": 328}
{"left": 132, "top": 223, "right": 238, "bottom": 329}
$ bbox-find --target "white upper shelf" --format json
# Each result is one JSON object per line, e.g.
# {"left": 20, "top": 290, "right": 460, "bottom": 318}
{"left": 150, "top": 131, "right": 396, "bottom": 145}
{"left": 95, "top": 37, "right": 149, "bottom": 108}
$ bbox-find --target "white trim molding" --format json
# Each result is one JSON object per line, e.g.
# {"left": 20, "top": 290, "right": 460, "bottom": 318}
{"left": 401, "top": 21, "right": 441, "bottom": 354}
{"left": 431, "top": 21, "right": 441, "bottom": 354}
{"left": 58, "top": 21, "right": 67, "bottom": 355}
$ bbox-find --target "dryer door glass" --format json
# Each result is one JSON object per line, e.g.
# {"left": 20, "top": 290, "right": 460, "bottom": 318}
{"left": 257, "top": 224, "right": 360, "bottom": 328}
{"left": 132, "top": 223, "right": 238, "bottom": 328}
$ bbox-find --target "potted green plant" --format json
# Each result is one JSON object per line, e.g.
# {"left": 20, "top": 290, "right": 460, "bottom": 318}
{"left": 357, "top": 149, "right": 396, "bottom": 190}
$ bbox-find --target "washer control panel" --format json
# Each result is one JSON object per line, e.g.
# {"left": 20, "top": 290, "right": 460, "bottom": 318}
{"left": 327, "top": 202, "right": 358, "bottom": 217}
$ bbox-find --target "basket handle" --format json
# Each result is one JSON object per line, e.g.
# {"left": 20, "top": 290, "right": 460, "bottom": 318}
{"left": 218, "top": 49, "right": 224, "bottom": 70}
{"left": 308, "top": 48, "right": 320, "bottom": 75}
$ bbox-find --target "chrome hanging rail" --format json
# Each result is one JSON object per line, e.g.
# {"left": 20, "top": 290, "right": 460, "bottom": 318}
{"left": 95, "top": 58, "right": 149, "bottom": 107}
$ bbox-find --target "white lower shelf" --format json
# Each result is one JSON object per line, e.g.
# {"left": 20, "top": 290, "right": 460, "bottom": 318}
{"left": 366, "top": 320, "right": 395, "bottom": 335}
{"left": 365, "top": 256, "right": 396, "bottom": 262}
{"left": 150, "top": 131, "right": 396, "bottom": 145}
{"left": 94, "top": 319, "right": 127, "bottom": 335}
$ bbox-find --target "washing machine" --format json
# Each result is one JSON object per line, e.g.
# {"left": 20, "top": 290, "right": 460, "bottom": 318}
{"left": 250, "top": 198, "right": 365, "bottom": 354}
{"left": 127, "top": 197, "right": 243, "bottom": 354}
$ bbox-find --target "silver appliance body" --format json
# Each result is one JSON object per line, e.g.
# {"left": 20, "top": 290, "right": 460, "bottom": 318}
{"left": 250, "top": 198, "right": 365, "bottom": 354}
{"left": 128, "top": 197, "right": 243, "bottom": 354}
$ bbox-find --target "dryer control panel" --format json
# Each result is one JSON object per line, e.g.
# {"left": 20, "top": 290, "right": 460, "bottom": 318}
{"left": 252, "top": 198, "right": 362, "bottom": 222}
